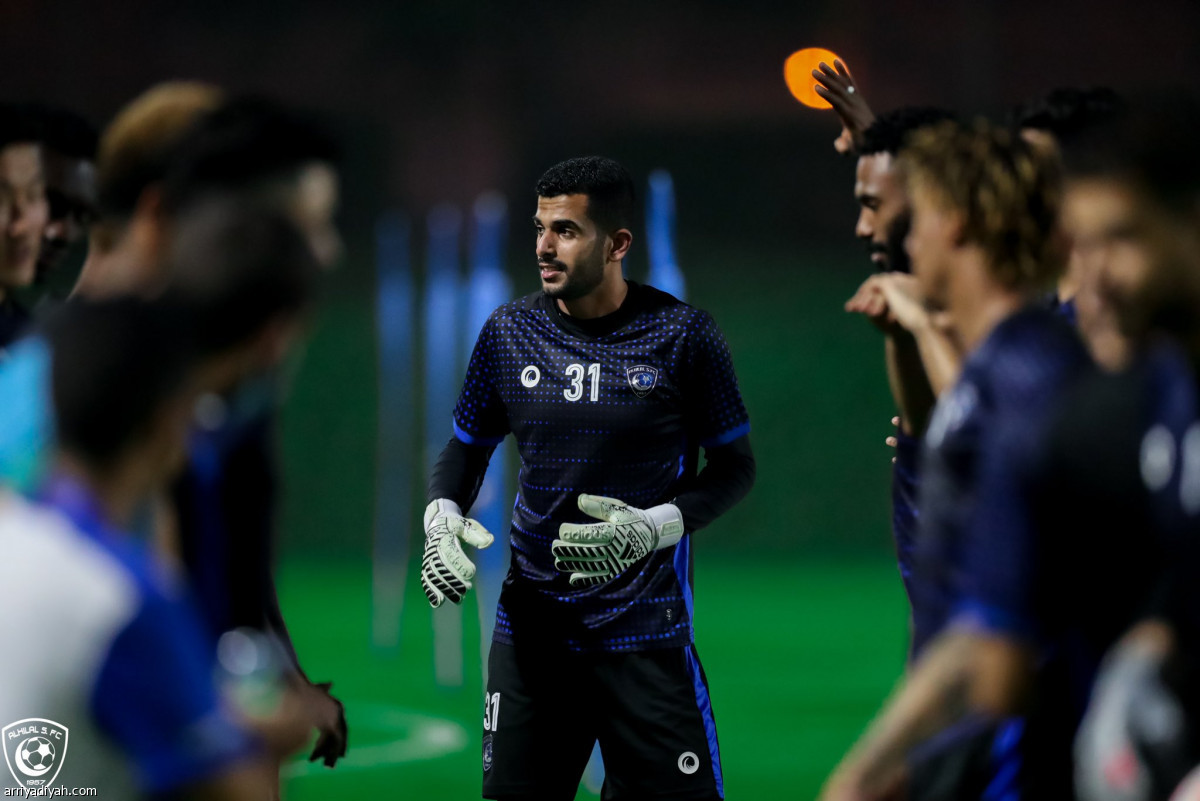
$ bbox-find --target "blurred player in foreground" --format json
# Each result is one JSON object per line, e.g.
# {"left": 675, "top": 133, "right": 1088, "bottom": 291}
{"left": 160, "top": 96, "right": 347, "bottom": 768}
{"left": 0, "top": 82, "right": 222, "bottom": 492}
{"left": 422, "top": 156, "right": 754, "bottom": 799}
{"left": 72, "top": 81, "right": 223, "bottom": 300}
{"left": 988, "top": 98, "right": 1200, "bottom": 800}
{"left": 1012, "top": 86, "right": 1126, "bottom": 328}
{"left": 0, "top": 104, "right": 50, "bottom": 350}
{"left": 30, "top": 104, "right": 98, "bottom": 291}
{"left": 164, "top": 196, "right": 347, "bottom": 771}
{"left": 0, "top": 299, "right": 310, "bottom": 798}
{"left": 820, "top": 120, "right": 1088, "bottom": 801}
{"left": 837, "top": 107, "right": 960, "bottom": 640}
{"left": 0, "top": 87, "right": 349, "bottom": 770}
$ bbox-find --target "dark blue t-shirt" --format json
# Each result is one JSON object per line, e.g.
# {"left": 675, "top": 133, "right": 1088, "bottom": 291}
{"left": 910, "top": 306, "right": 1089, "bottom": 658}
{"left": 452, "top": 282, "right": 750, "bottom": 652}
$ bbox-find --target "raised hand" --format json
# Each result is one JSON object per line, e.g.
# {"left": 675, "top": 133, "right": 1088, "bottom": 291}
{"left": 812, "top": 59, "right": 876, "bottom": 155}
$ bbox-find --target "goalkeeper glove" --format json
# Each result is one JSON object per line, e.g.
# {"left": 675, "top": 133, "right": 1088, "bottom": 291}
{"left": 420, "top": 499, "right": 494, "bottom": 608}
{"left": 552, "top": 494, "right": 685, "bottom": 588}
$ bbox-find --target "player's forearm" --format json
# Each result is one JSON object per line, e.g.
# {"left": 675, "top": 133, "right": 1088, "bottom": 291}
{"left": 911, "top": 323, "right": 962, "bottom": 396}
{"left": 673, "top": 436, "right": 755, "bottom": 532}
{"left": 839, "top": 630, "right": 977, "bottom": 793}
{"left": 262, "top": 578, "right": 305, "bottom": 680}
{"left": 885, "top": 333, "right": 937, "bottom": 437}
{"left": 427, "top": 436, "right": 496, "bottom": 510}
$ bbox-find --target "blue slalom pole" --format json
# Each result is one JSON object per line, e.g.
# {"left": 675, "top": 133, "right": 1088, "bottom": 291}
{"left": 646, "top": 169, "right": 686, "bottom": 300}
{"left": 424, "top": 203, "right": 465, "bottom": 688}
{"left": 372, "top": 211, "right": 415, "bottom": 651}
{"left": 465, "top": 192, "right": 513, "bottom": 678}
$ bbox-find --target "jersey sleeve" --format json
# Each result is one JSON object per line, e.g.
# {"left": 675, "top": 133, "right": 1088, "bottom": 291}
{"left": 684, "top": 311, "right": 750, "bottom": 448}
{"left": 90, "top": 581, "right": 256, "bottom": 794}
{"left": 452, "top": 317, "right": 510, "bottom": 447}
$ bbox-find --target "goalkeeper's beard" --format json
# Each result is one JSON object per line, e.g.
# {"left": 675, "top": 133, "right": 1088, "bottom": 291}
{"left": 541, "top": 248, "right": 606, "bottom": 301}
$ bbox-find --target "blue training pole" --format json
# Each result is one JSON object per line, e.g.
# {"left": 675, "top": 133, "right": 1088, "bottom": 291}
{"left": 425, "top": 203, "right": 465, "bottom": 688}
{"left": 646, "top": 169, "right": 686, "bottom": 300}
{"left": 372, "top": 212, "right": 415, "bottom": 651}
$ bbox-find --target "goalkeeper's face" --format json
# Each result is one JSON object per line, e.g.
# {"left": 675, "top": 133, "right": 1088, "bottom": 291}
{"left": 534, "top": 193, "right": 609, "bottom": 302}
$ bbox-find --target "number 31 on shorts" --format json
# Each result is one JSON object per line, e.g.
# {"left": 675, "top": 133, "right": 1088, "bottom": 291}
{"left": 484, "top": 692, "right": 501, "bottom": 731}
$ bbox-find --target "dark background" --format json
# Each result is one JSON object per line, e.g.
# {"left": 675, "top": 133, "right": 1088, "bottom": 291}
{"left": 3, "top": 0, "right": 1196, "bottom": 558}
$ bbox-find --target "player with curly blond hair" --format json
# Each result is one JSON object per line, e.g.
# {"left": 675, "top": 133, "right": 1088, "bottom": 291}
{"left": 820, "top": 120, "right": 1091, "bottom": 801}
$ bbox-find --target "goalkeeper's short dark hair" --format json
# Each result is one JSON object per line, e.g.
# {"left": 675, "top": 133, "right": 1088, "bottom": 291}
{"left": 535, "top": 156, "right": 636, "bottom": 234}
{"left": 859, "top": 107, "right": 960, "bottom": 157}
{"left": 47, "top": 297, "right": 198, "bottom": 469}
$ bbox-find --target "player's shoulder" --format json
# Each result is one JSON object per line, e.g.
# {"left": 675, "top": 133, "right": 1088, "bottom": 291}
{"left": 982, "top": 306, "right": 1089, "bottom": 392}
{"left": 0, "top": 493, "right": 142, "bottom": 631}
{"left": 482, "top": 290, "right": 548, "bottom": 328}
{"left": 631, "top": 282, "right": 718, "bottom": 329}
{"left": 999, "top": 305, "right": 1085, "bottom": 354}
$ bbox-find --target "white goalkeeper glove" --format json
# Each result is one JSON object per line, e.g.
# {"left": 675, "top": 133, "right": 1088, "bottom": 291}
{"left": 551, "top": 494, "right": 686, "bottom": 588}
{"left": 420, "top": 499, "right": 494, "bottom": 608}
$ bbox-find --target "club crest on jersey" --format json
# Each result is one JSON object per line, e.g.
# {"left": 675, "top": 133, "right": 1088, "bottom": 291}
{"left": 626, "top": 365, "right": 659, "bottom": 398}
{"left": 3, "top": 719, "right": 68, "bottom": 789}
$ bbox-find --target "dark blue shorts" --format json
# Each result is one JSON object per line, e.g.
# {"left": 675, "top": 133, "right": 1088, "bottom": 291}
{"left": 482, "top": 641, "right": 723, "bottom": 800}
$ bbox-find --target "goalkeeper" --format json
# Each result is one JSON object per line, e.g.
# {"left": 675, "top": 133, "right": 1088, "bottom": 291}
{"left": 423, "top": 156, "right": 755, "bottom": 801}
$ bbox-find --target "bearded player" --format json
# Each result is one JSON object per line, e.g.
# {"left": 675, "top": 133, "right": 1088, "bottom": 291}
{"left": 422, "top": 156, "right": 755, "bottom": 800}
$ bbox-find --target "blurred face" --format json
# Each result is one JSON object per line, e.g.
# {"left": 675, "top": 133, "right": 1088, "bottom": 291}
{"left": 286, "top": 162, "right": 342, "bottom": 270}
{"left": 534, "top": 194, "right": 608, "bottom": 301}
{"left": 905, "top": 181, "right": 959, "bottom": 309}
{"left": 855, "top": 153, "right": 909, "bottom": 270}
{"left": 1061, "top": 178, "right": 1169, "bottom": 346}
{"left": 39, "top": 150, "right": 97, "bottom": 275}
{"left": 0, "top": 143, "right": 49, "bottom": 292}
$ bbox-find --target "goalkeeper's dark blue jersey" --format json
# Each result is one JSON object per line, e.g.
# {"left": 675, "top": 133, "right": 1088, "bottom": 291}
{"left": 452, "top": 281, "right": 750, "bottom": 653}
{"left": 909, "top": 306, "right": 1088, "bottom": 659}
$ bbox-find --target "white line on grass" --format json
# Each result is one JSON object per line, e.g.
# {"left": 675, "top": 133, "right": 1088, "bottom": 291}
{"left": 283, "top": 703, "right": 470, "bottom": 778}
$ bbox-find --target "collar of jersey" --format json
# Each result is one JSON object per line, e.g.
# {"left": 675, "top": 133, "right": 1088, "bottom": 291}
{"left": 542, "top": 280, "right": 644, "bottom": 339}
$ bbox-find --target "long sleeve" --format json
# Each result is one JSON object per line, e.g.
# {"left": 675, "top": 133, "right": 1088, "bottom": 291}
{"left": 427, "top": 435, "right": 497, "bottom": 512}
{"left": 673, "top": 434, "right": 755, "bottom": 532}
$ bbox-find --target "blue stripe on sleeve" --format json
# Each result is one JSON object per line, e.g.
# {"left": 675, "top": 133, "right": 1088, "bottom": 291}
{"left": 453, "top": 419, "right": 506, "bottom": 447}
{"left": 700, "top": 422, "right": 750, "bottom": 449}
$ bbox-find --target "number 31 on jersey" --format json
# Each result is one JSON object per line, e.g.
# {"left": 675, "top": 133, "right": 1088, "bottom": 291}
{"left": 564, "top": 363, "right": 601, "bottom": 402}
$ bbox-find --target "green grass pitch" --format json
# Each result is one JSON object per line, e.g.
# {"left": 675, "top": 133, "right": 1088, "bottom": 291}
{"left": 278, "top": 554, "right": 908, "bottom": 799}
